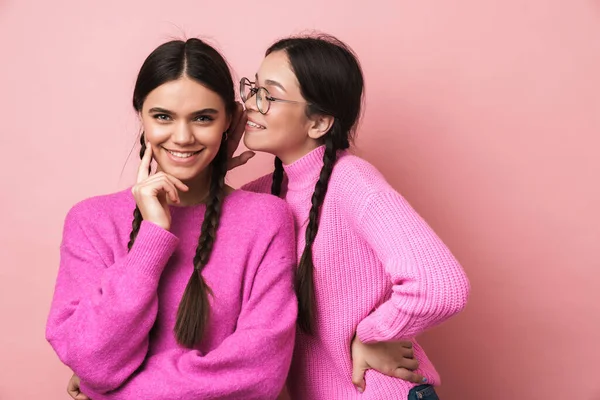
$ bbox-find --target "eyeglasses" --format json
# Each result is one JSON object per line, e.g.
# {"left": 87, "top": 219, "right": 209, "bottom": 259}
{"left": 240, "top": 77, "right": 308, "bottom": 115}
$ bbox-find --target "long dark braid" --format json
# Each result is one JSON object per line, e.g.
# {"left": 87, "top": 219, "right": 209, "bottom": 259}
{"left": 265, "top": 35, "right": 364, "bottom": 334}
{"left": 296, "top": 134, "right": 337, "bottom": 334}
{"left": 127, "top": 133, "right": 150, "bottom": 250}
{"left": 129, "top": 38, "right": 237, "bottom": 347}
{"left": 126, "top": 134, "right": 229, "bottom": 347}
{"left": 174, "top": 136, "right": 228, "bottom": 347}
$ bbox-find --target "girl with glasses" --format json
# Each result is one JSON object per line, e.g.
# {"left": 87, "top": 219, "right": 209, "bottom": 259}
{"left": 236, "top": 34, "right": 470, "bottom": 400}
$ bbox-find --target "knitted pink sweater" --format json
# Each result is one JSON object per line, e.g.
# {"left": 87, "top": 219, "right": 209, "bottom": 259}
{"left": 243, "top": 146, "right": 470, "bottom": 399}
{"left": 46, "top": 189, "right": 298, "bottom": 399}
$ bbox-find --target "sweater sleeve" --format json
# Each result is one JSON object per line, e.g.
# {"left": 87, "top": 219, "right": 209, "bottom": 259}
{"left": 45, "top": 207, "right": 179, "bottom": 393}
{"left": 354, "top": 190, "right": 470, "bottom": 343}
{"left": 80, "top": 208, "right": 298, "bottom": 400}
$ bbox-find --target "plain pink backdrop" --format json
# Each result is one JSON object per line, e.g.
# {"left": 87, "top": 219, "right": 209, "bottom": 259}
{"left": 1, "top": 0, "right": 599, "bottom": 399}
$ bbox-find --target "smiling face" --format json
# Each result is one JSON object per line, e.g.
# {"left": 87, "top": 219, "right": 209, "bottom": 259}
{"left": 140, "top": 75, "right": 230, "bottom": 183}
{"left": 243, "top": 50, "right": 324, "bottom": 164}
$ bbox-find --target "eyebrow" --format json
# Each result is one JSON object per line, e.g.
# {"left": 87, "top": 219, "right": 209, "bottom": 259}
{"left": 255, "top": 74, "right": 287, "bottom": 92}
{"left": 148, "top": 107, "right": 219, "bottom": 115}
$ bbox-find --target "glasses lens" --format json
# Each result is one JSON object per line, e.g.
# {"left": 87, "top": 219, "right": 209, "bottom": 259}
{"left": 240, "top": 79, "right": 252, "bottom": 102}
{"left": 256, "top": 87, "right": 270, "bottom": 114}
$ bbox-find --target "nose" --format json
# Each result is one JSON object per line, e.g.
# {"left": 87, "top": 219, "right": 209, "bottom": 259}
{"left": 244, "top": 92, "right": 259, "bottom": 113}
{"left": 171, "top": 121, "right": 195, "bottom": 146}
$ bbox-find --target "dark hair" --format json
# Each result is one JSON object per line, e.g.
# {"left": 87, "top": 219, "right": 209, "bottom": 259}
{"left": 267, "top": 35, "right": 364, "bottom": 334}
{"left": 128, "top": 38, "right": 235, "bottom": 347}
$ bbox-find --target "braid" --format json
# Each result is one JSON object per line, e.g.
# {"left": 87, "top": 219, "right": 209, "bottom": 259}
{"left": 271, "top": 157, "right": 284, "bottom": 196}
{"left": 174, "top": 136, "right": 228, "bottom": 347}
{"left": 194, "top": 143, "right": 227, "bottom": 268}
{"left": 127, "top": 134, "right": 151, "bottom": 250}
{"left": 296, "top": 133, "right": 338, "bottom": 334}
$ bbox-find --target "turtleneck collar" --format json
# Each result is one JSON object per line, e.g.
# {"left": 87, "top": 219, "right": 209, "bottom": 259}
{"left": 282, "top": 145, "right": 326, "bottom": 191}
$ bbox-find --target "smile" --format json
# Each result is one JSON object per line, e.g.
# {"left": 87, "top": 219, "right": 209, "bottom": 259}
{"left": 164, "top": 148, "right": 202, "bottom": 158}
{"left": 247, "top": 121, "right": 266, "bottom": 129}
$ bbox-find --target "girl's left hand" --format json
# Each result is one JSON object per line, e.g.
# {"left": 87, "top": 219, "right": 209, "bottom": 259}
{"left": 226, "top": 102, "right": 255, "bottom": 171}
{"left": 351, "top": 335, "right": 426, "bottom": 393}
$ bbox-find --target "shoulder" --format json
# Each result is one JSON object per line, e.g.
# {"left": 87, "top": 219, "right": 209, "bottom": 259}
{"left": 329, "top": 151, "right": 394, "bottom": 205}
{"left": 240, "top": 173, "right": 274, "bottom": 194}
{"left": 224, "top": 190, "right": 293, "bottom": 228}
{"left": 63, "top": 188, "right": 134, "bottom": 235}
{"left": 66, "top": 189, "right": 133, "bottom": 221}
{"left": 221, "top": 191, "right": 296, "bottom": 260}
{"left": 332, "top": 152, "right": 389, "bottom": 190}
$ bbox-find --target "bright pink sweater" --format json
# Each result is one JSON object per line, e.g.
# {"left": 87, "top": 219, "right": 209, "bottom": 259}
{"left": 243, "top": 146, "right": 470, "bottom": 399}
{"left": 46, "top": 189, "right": 298, "bottom": 400}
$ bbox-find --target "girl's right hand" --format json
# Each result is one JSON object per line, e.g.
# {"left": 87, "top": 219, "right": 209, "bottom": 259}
{"left": 131, "top": 143, "right": 188, "bottom": 231}
{"left": 67, "top": 373, "right": 89, "bottom": 400}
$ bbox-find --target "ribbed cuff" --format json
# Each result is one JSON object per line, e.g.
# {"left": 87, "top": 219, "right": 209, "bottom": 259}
{"left": 126, "top": 221, "right": 179, "bottom": 278}
{"left": 78, "top": 382, "right": 106, "bottom": 400}
{"left": 356, "top": 318, "right": 382, "bottom": 344}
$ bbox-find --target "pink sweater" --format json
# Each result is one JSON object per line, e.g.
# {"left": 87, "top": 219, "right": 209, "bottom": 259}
{"left": 46, "top": 189, "right": 298, "bottom": 400}
{"left": 243, "top": 146, "right": 470, "bottom": 399}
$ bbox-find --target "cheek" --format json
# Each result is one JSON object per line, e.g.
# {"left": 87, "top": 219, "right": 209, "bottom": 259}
{"left": 142, "top": 120, "right": 170, "bottom": 144}
{"left": 192, "top": 126, "right": 224, "bottom": 149}
{"left": 266, "top": 108, "right": 309, "bottom": 141}
{"left": 265, "top": 107, "right": 292, "bottom": 130}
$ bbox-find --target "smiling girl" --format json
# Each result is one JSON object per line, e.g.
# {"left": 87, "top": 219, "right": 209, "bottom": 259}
{"left": 238, "top": 35, "right": 470, "bottom": 400}
{"left": 46, "top": 38, "right": 298, "bottom": 400}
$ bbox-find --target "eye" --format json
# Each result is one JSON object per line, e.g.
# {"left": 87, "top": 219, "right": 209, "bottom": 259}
{"left": 153, "top": 114, "right": 171, "bottom": 121}
{"left": 265, "top": 95, "right": 276, "bottom": 101}
{"left": 193, "top": 115, "right": 214, "bottom": 123}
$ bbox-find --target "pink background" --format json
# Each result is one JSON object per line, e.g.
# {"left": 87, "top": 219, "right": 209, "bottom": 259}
{"left": 1, "top": 0, "right": 599, "bottom": 399}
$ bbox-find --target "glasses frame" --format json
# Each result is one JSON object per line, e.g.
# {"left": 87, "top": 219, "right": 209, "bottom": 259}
{"left": 240, "top": 77, "right": 308, "bottom": 115}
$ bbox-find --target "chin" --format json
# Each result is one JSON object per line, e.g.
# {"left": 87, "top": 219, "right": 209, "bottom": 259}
{"left": 157, "top": 160, "right": 206, "bottom": 180}
{"left": 243, "top": 134, "right": 270, "bottom": 154}
{"left": 163, "top": 168, "right": 198, "bottom": 182}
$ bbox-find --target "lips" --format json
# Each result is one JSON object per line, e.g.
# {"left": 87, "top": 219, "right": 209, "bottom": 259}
{"left": 163, "top": 148, "right": 202, "bottom": 158}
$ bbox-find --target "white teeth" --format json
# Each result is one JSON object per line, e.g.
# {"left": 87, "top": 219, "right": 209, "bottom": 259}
{"left": 168, "top": 150, "right": 197, "bottom": 158}
{"left": 247, "top": 121, "right": 265, "bottom": 129}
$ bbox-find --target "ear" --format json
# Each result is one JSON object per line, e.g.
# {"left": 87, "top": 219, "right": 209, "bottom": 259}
{"left": 307, "top": 114, "right": 335, "bottom": 140}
